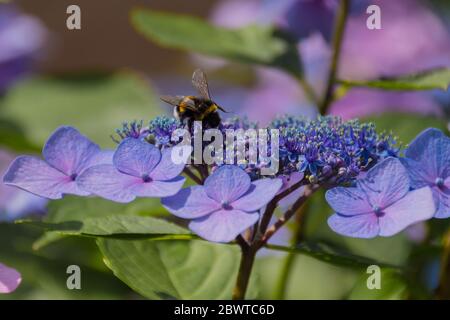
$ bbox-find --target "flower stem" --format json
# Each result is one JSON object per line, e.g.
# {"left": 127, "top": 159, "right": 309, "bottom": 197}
{"left": 319, "top": 0, "right": 350, "bottom": 114}
{"left": 274, "top": 202, "right": 309, "bottom": 299}
{"left": 436, "top": 229, "right": 450, "bottom": 299}
{"left": 296, "top": 77, "right": 320, "bottom": 107}
{"left": 183, "top": 167, "right": 203, "bottom": 185}
{"left": 232, "top": 244, "right": 257, "bottom": 300}
{"left": 260, "top": 184, "right": 319, "bottom": 246}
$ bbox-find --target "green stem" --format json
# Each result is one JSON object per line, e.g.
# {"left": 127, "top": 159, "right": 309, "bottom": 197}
{"left": 319, "top": 0, "right": 350, "bottom": 114}
{"left": 436, "top": 229, "right": 450, "bottom": 299}
{"left": 297, "top": 77, "right": 320, "bottom": 107}
{"left": 232, "top": 244, "right": 257, "bottom": 300}
{"left": 274, "top": 203, "right": 309, "bottom": 299}
{"left": 183, "top": 167, "right": 203, "bottom": 185}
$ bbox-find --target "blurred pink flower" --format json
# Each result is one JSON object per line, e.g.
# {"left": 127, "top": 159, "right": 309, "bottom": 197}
{"left": 0, "top": 263, "right": 21, "bottom": 294}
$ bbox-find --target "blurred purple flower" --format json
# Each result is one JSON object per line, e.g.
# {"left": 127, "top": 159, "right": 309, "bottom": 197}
{"left": 241, "top": 68, "right": 318, "bottom": 124}
{"left": 331, "top": 0, "right": 450, "bottom": 117}
{"left": 0, "top": 263, "right": 21, "bottom": 294}
{"left": 0, "top": 150, "right": 47, "bottom": 221}
{"left": 0, "top": 5, "right": 46, "bottom": 93}
{"left": 401, "top": 128, "right": 450, "bottom": 218}
{"left": 330, "top": 89, "right": 442, "bottom": 119}
{"left": 78, "top": 138, "right": 185, "bottom": 203}
{"left": 162, "top": 165, "right": 282, "bottom": 242}
{"left": 207, "top": 0, "right": 449, "bottom": 119}
{"left": 326, "top": 157, "right": 435, "bottom": 238}
{"left": 3, "top": 126, "right": 113, "bottom": 200}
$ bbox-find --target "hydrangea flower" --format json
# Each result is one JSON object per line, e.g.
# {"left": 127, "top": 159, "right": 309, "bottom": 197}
{"left": 0, "top": 149, "right": 47, "bottom": 221}
{"left": 0, "top": 263, "right": 21, "bottom": 294}
{"left": 162, "top": 165, "right": 282, "bottom": 242}
{"left": 147, "top": 116, "right": 182, "bottom": 147}
{"left": 3, "top": 126, "right": 113, "bottom": 199}
{"left": 326, "top": 157, "right": 435, "bottom": 238}
{"left": 401, "top": 128, "right": 450, "bottom": 218}
{"left": 112, "top": 120, "right": 149, "bottom": 143}
{"left": 272, "top": 115, "right": 399, "bottom": 181}
{"left": 78, "top": 138, "right": 186, "bottom": 203}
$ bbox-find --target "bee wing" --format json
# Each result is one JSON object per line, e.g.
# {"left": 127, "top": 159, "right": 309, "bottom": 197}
{"left": 160, "top": 95, "right": 184, "bottom": 106}
{"left": 216, "top": 105, "right": 229, "bottom": 113}
{"left": 192, "top": 69, "right": 211, "bottom": 100}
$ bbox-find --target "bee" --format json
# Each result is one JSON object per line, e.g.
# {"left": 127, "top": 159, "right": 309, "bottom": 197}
{"left": 160, "top": 69, "right": 227, "bottom": 129}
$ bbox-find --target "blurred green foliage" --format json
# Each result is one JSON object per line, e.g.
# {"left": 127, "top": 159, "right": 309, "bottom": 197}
{"left": 0, "top": 72, "right": 161, "bottom": 148}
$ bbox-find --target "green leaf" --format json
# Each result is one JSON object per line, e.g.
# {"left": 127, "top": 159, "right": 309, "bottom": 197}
{"left": 339, "top": 68, "right": 450, "bottom": 91}
{"left": 130, "top": 9, "right": 302, "bottom": 77}
{"left": 19, "top": 215, "right": 189, "bottom": 239}
{"left": 0, "top": 72, "right": 161, "bottom": 148}
{"left": 44, "top": 196, "right": 168, "bottom": 223}
{"left": 0, "top": 119, "right": 40, "bottom": 152}
{"left": 347, "top": 268, "right": 408, "bottom": 300}
{"left": 32, "top": 196, "right": 169, "bottom": 249}
{"left": 265, "top": 242, "right": 399, "bottom": 269}
{"left": 365, "top": 113, "right": 448, "bottom": 144}
{"left": 97, "top": 239, "right": 258, "bottom": 299}
{"left": 0, "top": 223, "right": 131, "bottom": 299}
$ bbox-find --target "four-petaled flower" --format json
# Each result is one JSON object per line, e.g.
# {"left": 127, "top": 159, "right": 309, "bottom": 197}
{"left": 162, "top": 165, "right": 282, "bottom": 243}
{"left": 401, "top": 128, "right": 450, "bottom": 218}
{"left": 0, "top": 263, "right": 21, "bottom": 294}
{"left": 326, "top": 157, "right": 435, "bottom": 238}
{"left": 3, "top": 126, "right": 112, "bottom": 199}
{"left": 78, "top": 138, "right": 186, "bottom": 203}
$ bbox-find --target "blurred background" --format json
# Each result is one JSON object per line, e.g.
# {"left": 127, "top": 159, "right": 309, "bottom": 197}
{"left": 0, "top": 0, "right": 449, "bottom": 299}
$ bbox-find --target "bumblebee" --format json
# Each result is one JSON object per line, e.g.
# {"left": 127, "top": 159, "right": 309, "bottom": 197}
{"left": 161, "top": 69, "right": 227, "bottom": 129}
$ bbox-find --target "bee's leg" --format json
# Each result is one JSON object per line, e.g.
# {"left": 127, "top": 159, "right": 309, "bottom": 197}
{"left": 186, "top": 118, "right": 194, "bottom": 132}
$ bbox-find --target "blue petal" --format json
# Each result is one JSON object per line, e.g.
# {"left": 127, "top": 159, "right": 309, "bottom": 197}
{"left": 113, "top": 138, "right": 161, "bottom": 178}
{"left": 406, "top": 128, "right": 450, "bottom": 179}
{"left": 43, "top": 126, "right": 101, "bottom": 175}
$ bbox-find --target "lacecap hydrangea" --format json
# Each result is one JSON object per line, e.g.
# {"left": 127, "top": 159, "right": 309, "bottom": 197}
{"left": 2, "top": 114, "right": 447, "bottom": 244}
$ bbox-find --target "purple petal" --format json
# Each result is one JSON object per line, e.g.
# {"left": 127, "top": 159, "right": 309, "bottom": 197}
{"left": 77, "top": 164, "right": 141, "bottom": 203}
{"left": 400, "top": 158, "right": 434, "bottom": 188}
{"left": 162, "top": 186, "right": 220, "bottom": 219}
{"left": 113, "top": 138, "right": 161, "bottom": 177}
{"left": 131, "top": 176, "right": 185, "bottom": 198}
{"left": 327, "top": 212, "right": 379, "bottom": 239}
{"left": 204, "top": 165, "right": 251, "bottom": 203}
{"left": 405, "top": 128, "right": 450, "bottom": 179}
{"left": 150, "top": 148, "right": 185, "bottom": 181}
{"left": 189, "top": 209, "right": 259, "bottom": 243}
{"left": 3, "top": 156, "right": 88, "bottom": 199}
{"left": 379, "top": 187, "right": 435, "bottom": 237}
{"left": 88, "top": 150, "right": 114, "bottom": 166}
{"left": 358, "top": 157, "right": 410, "bottom": 208}
{"left": 278, "top": 172, "right": 304, "bottom": 194}
{"left": 43, "top": 126, "right": 101, "bottom": 176}
{"left": 232, "top": 178, "right": 282, "bottom": 212}
{"left": 434, "top": 185, "right": 450, "bottom": 219}
{"left": 0, "top": 263, "right": 21, "bottom": 293}
{"left": 325, "top": 186, "right": 372, "bottom": 215}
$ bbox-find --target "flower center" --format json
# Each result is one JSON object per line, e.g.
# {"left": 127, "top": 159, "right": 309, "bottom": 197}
{"left": 69, "top": 173, "right": 78, "bottom": 181}
{"left": 142, "top": 174, "right": 152, "bottom": 183}
{"left": 372, "top": 206, "right": 385, "bottom": 217}
{"left": 221, "top": 201, "right": 233, "bottom": 210}
{"left": 435, "top": 177, "right": 445, "bottom": 188}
